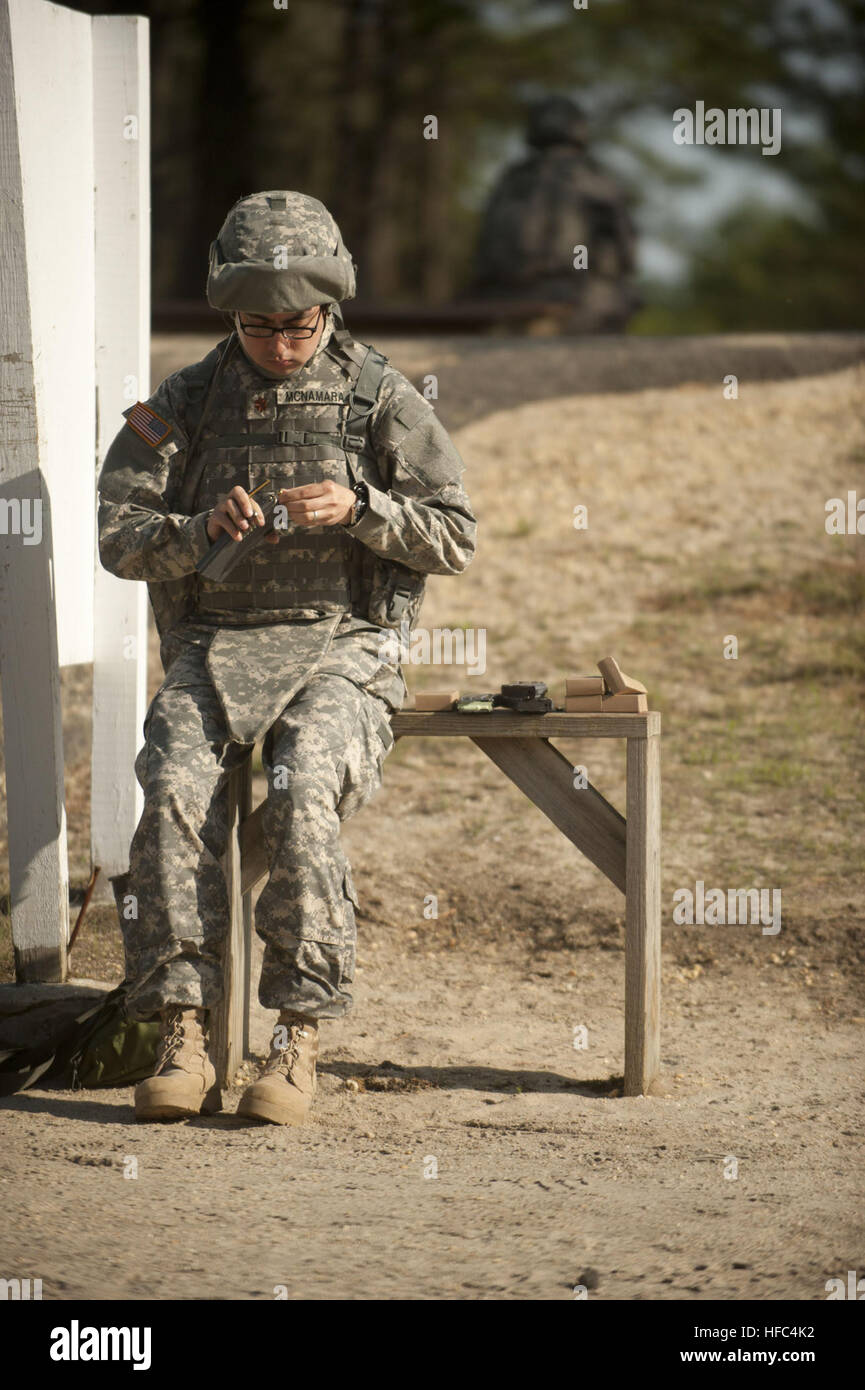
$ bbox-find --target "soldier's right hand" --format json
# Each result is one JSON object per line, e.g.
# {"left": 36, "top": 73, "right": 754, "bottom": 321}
{"left": 206, "top": 486, "right": 280, "bottom": 544}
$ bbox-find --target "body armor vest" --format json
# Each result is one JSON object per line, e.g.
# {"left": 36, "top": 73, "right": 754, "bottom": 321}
{"left": 183, "top": 326, "right": 390, "bottom": 623}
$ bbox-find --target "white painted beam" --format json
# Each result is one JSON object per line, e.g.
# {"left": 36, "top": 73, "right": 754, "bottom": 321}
{"left": 0, "top": 0, "right": 96, "bottom": 979}
{"left": 90, "top": 14, "right": 150, "bottom": 897}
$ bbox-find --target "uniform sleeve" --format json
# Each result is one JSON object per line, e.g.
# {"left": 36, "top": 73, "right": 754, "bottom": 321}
{"left": 348, "top": 376, "right": 477, "bottom": 576}
{"left": 96, "top": 378, "right": 214, "bottom": 582}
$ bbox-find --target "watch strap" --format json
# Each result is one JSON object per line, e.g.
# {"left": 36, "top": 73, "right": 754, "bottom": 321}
{"left": 345, "top": 481, "right": 369, "bottom": 527}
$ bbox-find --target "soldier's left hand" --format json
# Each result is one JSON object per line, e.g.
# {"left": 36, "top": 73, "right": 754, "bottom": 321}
{"left": 277, "top": 481, "right": 356, "bottom": 527}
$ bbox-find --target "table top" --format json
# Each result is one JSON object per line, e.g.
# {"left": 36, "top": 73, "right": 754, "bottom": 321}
{"left": 390, "top": 709, "right": 660, "bottom": 738}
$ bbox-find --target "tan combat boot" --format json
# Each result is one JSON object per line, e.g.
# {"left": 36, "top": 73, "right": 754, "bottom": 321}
{"left": 237, "top": 1012, "right": 319, "bottom": 1126}
{"left": 134, "top": 1005, "right": 221, "bottom": 1121}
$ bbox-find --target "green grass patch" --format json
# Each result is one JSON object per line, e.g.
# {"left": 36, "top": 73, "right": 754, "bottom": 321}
{"left": 653, "top": 555, "right": 865, "bottom": 619}
{"left": 614, "top": 541, "right": 865, "bottom": 907}
{"left": 725, "top": 758, "right": 806, "bottom": 788}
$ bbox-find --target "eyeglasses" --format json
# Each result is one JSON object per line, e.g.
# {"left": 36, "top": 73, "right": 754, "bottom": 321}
{"left": 237, "top": 306, "right": 325, "bottom": 340}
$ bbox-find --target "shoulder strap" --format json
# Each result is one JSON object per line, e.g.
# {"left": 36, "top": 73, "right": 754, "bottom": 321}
{"left": 175, "top": 332, "right": 239, "bottom": 513}
{"left": 327, "top": 311, "right": 389, "bottom": 425}
{"left": 343, "top": 344, "right": 389, "bottom": 451}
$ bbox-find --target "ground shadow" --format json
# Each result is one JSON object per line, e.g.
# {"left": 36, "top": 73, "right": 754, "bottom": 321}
{"left": 0, "top": 1060, "right": 626, "bottom": 1126}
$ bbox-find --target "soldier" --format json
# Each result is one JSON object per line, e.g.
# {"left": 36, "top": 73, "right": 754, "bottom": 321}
{"left": 467, "top": 95, "right": 640, "bottom": 332}
{"left": 97, "top": 191, "right": 476, "bottom": 1126}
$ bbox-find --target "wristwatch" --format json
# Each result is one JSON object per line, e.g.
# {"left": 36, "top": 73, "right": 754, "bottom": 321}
{"left": 344, "top": 481, "right": 369, "bottom": 528}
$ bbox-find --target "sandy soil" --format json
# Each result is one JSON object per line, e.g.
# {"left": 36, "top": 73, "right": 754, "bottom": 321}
{"left": 1, "top": 332, "right": 863, "bottom": 1301}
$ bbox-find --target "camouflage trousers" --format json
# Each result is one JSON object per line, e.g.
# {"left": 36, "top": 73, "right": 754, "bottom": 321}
{"left": 110, "top": 644, "right": 394, "bottom": 1022}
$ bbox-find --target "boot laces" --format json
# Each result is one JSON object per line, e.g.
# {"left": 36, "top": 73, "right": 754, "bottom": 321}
{"left": 268, "top": 1022, "right": 310, "bottom": 1078}
{"left": 157, "top": 1010, "right": 199, "bottom": 1073}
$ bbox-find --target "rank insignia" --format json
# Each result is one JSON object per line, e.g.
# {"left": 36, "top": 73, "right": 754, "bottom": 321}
{"left": 126, "top": 401, "right": 173, "bottom": 448}
{"left": 247, "top": 389, "right": 276, "bottom": 420}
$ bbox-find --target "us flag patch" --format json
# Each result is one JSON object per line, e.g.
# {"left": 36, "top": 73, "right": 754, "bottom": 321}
{"left": 126, "top": 401, "right": 172, "bottom": 447}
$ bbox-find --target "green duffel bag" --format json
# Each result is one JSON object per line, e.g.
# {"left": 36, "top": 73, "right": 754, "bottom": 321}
{"left": 0, "top": 983, "right": 159, "bottom": 1095}
{"left": 70, "top": 991, "right": 160, "bottom": 1089}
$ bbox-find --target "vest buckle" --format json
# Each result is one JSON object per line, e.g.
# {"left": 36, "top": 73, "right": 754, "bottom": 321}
{"left": 386, "top": 585, "right": 414, "bottom": 623}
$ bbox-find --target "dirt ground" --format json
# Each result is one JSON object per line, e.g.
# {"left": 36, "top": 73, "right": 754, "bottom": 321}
{"left": 1, "top": 331, "right": 864, "bottom": 1301}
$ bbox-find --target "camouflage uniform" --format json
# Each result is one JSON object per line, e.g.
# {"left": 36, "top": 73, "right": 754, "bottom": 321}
{"left": 97, "top": 192, "right": 476, "bottom": 1023}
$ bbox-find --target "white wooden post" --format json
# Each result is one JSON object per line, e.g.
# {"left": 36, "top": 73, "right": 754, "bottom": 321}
{"left": 0, "top": 0, "right": 98, "bottom": 979}
{"left": 90, "top": 14, "right": 150, "bottom": 900}
{"left": 0, "top": 1, "right": 149, "bottom": 978}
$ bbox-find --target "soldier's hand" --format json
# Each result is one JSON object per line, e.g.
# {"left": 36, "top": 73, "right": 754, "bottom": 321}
{"left": 278, "top": 481, "right": 356, "bottom": 527}
{"left": 206, "top": 486, "right": 272, "bottom": 544}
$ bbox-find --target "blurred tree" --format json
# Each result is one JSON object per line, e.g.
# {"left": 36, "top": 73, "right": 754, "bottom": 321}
{"left": 637, "top": 201, "right": 864, "bottom": 333}
{"left": 624, "top": 0, "right": 865, "bottom": 331}
{"left": 65, "top": 0, "right": 863, "bottom": 329}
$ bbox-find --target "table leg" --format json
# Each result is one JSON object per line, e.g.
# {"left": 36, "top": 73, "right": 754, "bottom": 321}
{"left": 625, "top": 733, "right": 661, "bottom": 1095}
{"left": 239, "top": 755, "right": 253, "bottom": 1069}
{"left": 212, "top": 754, "right": 253, "bottom": 1089}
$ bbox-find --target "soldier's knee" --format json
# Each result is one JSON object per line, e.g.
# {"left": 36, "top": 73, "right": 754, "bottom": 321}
{"left": 267, "top": 764, "right": 341, "bottom": 811}
{"left": 265, "top": 725, "right": 345, "bottom": 799}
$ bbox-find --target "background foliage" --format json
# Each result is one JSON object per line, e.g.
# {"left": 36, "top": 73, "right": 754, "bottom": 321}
{"left": 69, "top": 0, "right": 864, "bottom": 331}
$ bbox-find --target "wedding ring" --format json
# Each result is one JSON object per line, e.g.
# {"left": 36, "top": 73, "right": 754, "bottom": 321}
{"left": 312, "top": 509, "right": 318, "bottom": 521}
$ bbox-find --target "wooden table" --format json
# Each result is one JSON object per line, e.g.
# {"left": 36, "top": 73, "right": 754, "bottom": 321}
{"left": 213, "top": 709, "right": 661, "bottom": 1097}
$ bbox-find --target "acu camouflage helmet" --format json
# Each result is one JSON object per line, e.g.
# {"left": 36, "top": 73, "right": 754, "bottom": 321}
{"left": 207, "top": 191, "right": 357, "bottom": 313}
{"left": 526, "top": 95, "right": 588, "bottom": 149}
